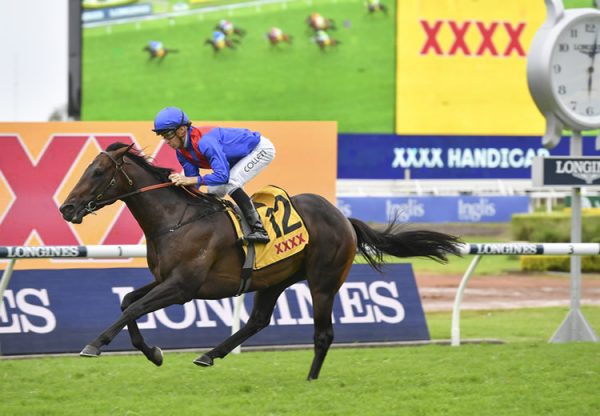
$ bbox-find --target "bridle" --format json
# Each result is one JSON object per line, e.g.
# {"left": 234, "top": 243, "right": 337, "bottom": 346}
{"left": 84, "top": 150, "right": 173, "bottom": 214}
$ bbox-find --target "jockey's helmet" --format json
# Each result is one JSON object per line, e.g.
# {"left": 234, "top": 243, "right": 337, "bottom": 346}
{"left": 153, "top": 107, "right": 189, "bottom": 133}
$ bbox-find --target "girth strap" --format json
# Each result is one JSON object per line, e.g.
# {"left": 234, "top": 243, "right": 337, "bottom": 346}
{"left": 236, "top": 242, "right": 255, "bottom": 296}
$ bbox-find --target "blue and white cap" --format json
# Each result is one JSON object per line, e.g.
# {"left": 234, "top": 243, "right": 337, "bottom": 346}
{"left": 152, "top": 107, "right": 190, "bottom": 133}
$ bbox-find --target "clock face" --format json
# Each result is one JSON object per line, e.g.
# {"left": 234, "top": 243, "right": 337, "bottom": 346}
{"left": 551, "top": 15, "right": 600, "bottom": 125}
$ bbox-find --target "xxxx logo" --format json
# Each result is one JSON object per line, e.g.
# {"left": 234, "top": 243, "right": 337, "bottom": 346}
{"left": 0, "top": 134, "right": 180, "bottom": 246}
{"left": 274, "top": 232, "right": 306, "bottom": 255}
{"left": 420, "top": 20, "right": 526, "bottom": 57}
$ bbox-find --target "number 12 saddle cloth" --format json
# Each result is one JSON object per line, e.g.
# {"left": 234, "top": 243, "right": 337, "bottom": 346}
{"left": 226, "top": 185, "right": 310, "bottom": 271}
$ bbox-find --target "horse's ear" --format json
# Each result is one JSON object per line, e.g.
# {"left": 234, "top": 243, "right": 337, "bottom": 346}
{"left": 111, "top": 144, "right": 133, "bottom": 161}
{"left": 127, "top": 143, "right": 135, "bottom": 152}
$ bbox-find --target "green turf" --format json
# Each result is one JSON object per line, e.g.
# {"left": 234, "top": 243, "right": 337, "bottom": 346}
{"left": 2, "top": 307, "right": 600, "bottom": 415}
{"left": 82, "top": 0, "right": 396, "bottom": 133}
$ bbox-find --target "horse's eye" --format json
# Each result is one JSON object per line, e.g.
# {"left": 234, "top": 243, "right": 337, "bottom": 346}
{"left": 92, "top": 168, "right": 103, "bottom": 177}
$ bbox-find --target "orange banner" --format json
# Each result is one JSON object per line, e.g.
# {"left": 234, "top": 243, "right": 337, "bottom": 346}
{"left": 0, "top": 121, "right": 337, "bottom": 269}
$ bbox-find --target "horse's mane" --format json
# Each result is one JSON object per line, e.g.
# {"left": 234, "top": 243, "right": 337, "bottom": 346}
{"left": 106, "top": 142, "right": 230, "bottom": 210}
{"left": 107, "top": 142, "right": 172, "bottom": 182}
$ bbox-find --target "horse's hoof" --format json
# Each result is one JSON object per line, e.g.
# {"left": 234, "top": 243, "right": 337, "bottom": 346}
{"left": 149, "top": 346, "right": 163, "bottom": 367}
{"left": 80, "top": 344, "right": 101, "bottom": 357}
{"left": 193, "top": 354, "right": 213, "bottom": 367}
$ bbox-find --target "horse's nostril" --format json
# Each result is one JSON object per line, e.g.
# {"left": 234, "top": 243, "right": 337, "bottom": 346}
{"left": 60, "top": 203, "right": 74, "bottom": 217}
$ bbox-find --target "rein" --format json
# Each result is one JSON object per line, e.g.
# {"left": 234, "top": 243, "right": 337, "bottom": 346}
{"left": 91, "top": 182, "right": 175, "bottom": 210}
{"left": 85, "top": 148, "right": 228, "bottom": 241}
{"left": 85, "top": 151, "right": 175, "bottom": 214}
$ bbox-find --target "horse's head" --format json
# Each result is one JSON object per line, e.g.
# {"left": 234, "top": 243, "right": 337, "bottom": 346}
{"left": 60, "top": 144, "right": 134, "bottom": 224}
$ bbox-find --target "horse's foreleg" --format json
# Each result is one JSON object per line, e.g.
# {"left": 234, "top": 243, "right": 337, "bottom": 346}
{"left": 80, "top": 280, "right": 190, "bottom": 358}
{"left": 120, "top": 282, "right": 163, "bottom": 366}
{"left": 194, "top": 281, "right": 290, "bottom": 367}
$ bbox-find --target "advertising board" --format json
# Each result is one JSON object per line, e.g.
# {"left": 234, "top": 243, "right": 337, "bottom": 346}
{"left": 338, "top": 134, "right": 600, "bottom": 180}
{"left": 396, "top": 0, "right": 545, "bottom": 135}
{"left": 0, "top": 264, "right": 428, "bottom": 355}
{"left": 532, "top": 157, "right": 600, "bottom": 187}
{"left": 0, "top": 122, "right": 336, "bottom": 270}
{"left": 337, "top": 196, "right": 529, "bottom": 223}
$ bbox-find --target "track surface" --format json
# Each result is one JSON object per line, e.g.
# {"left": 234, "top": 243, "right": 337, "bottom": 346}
{"left": 417, "top": 273, "right": 600, "bottom": 311}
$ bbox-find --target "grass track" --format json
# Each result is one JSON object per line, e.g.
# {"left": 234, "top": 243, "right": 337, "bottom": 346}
{"left": 2, "top": 307, "right": 600, "bottom": 415}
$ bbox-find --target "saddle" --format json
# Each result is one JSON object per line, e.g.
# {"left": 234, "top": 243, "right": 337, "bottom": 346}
{"left": 225, "top": 185, "right": 310, "bottom": 294}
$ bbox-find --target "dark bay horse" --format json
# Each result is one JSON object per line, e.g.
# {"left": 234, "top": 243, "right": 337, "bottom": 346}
{"left": 205, "top": 37, "right": 239, "bottom": 53}
{"left": 59, "top": 143, "right": 462, "bottom": 380}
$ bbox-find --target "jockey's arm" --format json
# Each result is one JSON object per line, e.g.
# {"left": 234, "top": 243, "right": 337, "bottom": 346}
{"left": 171, "top": 153, "right": 202, "bottom": 187}
{"left": 197, "top": 135, "right": 230, "bottom": 186}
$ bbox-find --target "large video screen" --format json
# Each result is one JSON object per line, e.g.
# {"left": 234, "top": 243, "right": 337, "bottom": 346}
{"left": 81, "top": 0, "right": 396, "bottom": 133}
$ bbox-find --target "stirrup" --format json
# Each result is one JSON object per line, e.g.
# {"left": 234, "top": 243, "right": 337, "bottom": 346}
{"left": 245, "top": 229, "right": 270, "bottom": 243}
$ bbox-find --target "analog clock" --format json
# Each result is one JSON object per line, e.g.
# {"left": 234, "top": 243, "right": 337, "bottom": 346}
{"left": 528, "top": 1, "right": 600, "bottom": 147}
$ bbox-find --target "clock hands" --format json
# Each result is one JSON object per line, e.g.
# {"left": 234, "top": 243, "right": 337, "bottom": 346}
{"left": 588, "top": 31, "right": 599, "bottom": 95}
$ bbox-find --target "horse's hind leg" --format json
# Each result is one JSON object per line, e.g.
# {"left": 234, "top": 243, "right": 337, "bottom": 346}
{"left": 307, "top": 290, "right": 336, "bottom": 380}
{"left": 120, "top": 282, "right": 163, "bottom": 366}
{"left": 306, "top": 261, "right": 353, "bottom": 380}
{"left": 194, "top": 279, "right": 293, "bottom": 367}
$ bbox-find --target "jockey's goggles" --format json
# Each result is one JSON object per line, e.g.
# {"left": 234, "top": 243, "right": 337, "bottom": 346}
{"left": 158, "top": 129, "right": 177, "bottom": 140}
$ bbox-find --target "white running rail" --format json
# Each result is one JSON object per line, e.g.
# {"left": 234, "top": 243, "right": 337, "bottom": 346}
{"left": 2, "top": 243, "right": 598, "bottom": 349}
{"left": 453, "top": 242, "right": 600, "bottom": 346}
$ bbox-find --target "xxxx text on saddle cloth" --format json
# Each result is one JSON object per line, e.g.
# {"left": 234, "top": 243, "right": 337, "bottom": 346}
{"left": 226, "top": 185, "right": 309, "bottom": 270}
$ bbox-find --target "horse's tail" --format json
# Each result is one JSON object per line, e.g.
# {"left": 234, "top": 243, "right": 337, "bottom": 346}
{"left": 348, "top": 218, "right": 463, "bottom": 272}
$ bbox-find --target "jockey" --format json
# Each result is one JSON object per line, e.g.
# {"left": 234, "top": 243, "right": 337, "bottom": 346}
{"left": 148, "top": 40, "right": 165, "bottom": 58}
{"left": 310, "top": 13, "right": 326, "bottom": 30}
{"left": 212, "top": 30, "right": 226, "bottom": 49}
{"left": 153, "top": 107, "right": 275, "bottom": 243}
{"left": 269, "top": 27, "right": 284, "bottom": 42}
{"left": 217, "top": 19, "right": 235, "bottom": 36}
{"left": 315, "top": 30, "right": 330, "bottom": 45}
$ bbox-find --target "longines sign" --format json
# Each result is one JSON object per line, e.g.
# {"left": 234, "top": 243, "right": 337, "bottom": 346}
{"left": 532, "top": 157, "right": 600, "bottom": 187}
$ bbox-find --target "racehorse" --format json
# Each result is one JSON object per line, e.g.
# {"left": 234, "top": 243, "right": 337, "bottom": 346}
{"left": 205, "top": 36, "right": 238, "bottom": 53}
{"left": 267, "top": 27, "right": 293, "bottom": 46}
{"left": 306, "top": 13, "right": 336, "bottom": 32}
{"left": 215, "top": 20, "right": 246, "bottom": 37}
{"left": 59, "top": 143, "right": 462, "bottom": 380}
{"left": 366, "top": 0, "right": 388, "bottom": 15}
{"left": 143, "top": 44, "right": 178, "bottom": 62}
{"left": 313, "top": 30, "right": 341, "bottom": 51}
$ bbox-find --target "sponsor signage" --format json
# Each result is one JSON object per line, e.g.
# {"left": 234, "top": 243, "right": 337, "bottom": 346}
{"left": 336, "top": 196, "right": 529, "bottom": 223}
{"left": 0, "top": 122, "right": 336, "bottom": 270}
{"left": 467, "top": 243, "right": 539, "bottom": 255}
{"left": 532, "top": 157, "right": 600, "bottom": 187}
{"left": 82, "top": 3, "right": 152, "bottom": 23}
{"left": 0, "top": 264, "right": 428, "bottom": 355}
{"left": 338, "top": 134, "right": 600, "bottom": 179}
{"left": 396, "top": 0, "right": 545, "bottom": 135}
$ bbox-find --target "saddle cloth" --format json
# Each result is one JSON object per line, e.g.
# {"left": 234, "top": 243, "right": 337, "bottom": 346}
{"left": 226, "top": 185, "right": 309, "bottom": 270}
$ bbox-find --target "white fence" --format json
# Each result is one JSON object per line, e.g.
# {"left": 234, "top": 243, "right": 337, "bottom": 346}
{"left": 1, "top": 243, "right": 598, "bottom": 349}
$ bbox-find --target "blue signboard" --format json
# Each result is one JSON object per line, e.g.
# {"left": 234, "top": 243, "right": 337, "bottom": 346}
{"left": 82, "top": 3, "right": 152, "bottom": 23}
{"left": 338, "top": 134, "right": 600, "bottom": 180}
{"left": 337, "top": 196, "right": 529, "bottom": 223}
{"left": 0, "top": 264, "right": 428, "bottom": 355}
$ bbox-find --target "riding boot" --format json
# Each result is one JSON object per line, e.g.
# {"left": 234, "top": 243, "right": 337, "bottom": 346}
{"left": 230, "top": 188, "right": 270, "bottom": 243}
